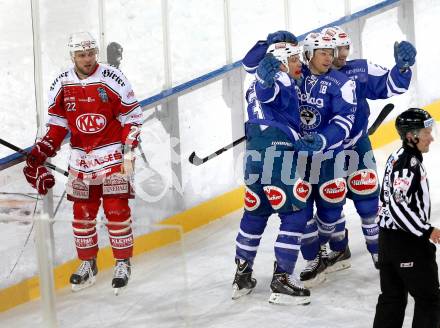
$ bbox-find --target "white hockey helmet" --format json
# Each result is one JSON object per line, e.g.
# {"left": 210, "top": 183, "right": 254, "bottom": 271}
{"left": 266, "top": 42, "right": 302, "bottom": 69}
{"left": 302, "top": 32, "right": 337, "bottom": 62}
{"left": 321, "top": 26, "right": 351, "bottom": 47}
{"left": 68, "top": 31, "right": 98, "bottom": 57}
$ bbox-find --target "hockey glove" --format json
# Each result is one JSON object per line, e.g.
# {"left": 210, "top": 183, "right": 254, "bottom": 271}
{"left": 26, "top": 125, "right": 67, "bottom": 168}
{"left": 256, "top": 54, "right": 281, "bottom": 88}
{"left": 293, "top": 134, "right": 325, "bottom": 153}
{"left": 394, "top": 41, "right": 416, "bottom": 70}
{"left": 267, "top": 30, "right": 298, "bottom": 45}
{"left": 23, "top": 165, "right": 55, "bottom": 195}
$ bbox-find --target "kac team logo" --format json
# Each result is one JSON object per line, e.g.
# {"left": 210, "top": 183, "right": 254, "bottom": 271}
{"left": 76, "top": 113, "right": 107, "bottom": 134}
{"left": 299, "top": 105, "right": 321, "bottom": 131}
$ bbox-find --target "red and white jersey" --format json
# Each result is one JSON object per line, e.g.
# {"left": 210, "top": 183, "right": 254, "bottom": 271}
{"left": 47, "top": 63, "right": 143, "bottom": 180}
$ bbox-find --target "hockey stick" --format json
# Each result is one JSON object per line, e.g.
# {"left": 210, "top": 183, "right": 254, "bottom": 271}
{"left": 368, "top": 103, "right": 395, "bottom": 135}
{"left": 0, "top": 138, "right": 68, "bottom": 177}
{"left": 189, "top": 135, "right": 246, "bottom": 166}
{"left": 189, "top": 103, "right": 394, "bottom": 166}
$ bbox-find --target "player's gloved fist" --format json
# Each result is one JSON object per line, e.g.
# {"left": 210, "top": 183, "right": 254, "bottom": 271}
{"left": 267, "top": 30, "right": 298, "bottom": 45}
{"left": 293, "top": 134, "right": 325, "bottom": 153}
{"left": 256, "top": 54, "right": 281, "bottom": 88}
{"left": 26, "top": 137, "right": 57, "bottom": 168}
{"left": 23, "top": 165, "right": 55, "bottom": 195}
{"left": 394, "top": 41, "right": 417, "bottom": 70}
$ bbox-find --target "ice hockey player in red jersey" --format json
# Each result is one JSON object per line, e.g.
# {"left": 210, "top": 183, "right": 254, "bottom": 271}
{"left": 23, "top": 31, "right": 143, "bottom": 295}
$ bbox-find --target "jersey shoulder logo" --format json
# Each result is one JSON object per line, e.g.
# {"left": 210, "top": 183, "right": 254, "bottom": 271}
{"left": 76, "top": 113, "right": 107, "bottom": 134}
{"left": 97, "top": 87, "right": 109, "bottom": 103}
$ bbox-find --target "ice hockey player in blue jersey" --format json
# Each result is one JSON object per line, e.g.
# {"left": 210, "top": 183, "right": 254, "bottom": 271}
{"left": 291, "top": 32, "right": 357, "bottom": 288}
{"left": 232, "top": 42, "right": 312, "bottom": 305}
{"left": 242, "top": 30, "right": 298, "bottom": 74}
{"left": 316, "top": 26, "right": 416, "bottom": 273}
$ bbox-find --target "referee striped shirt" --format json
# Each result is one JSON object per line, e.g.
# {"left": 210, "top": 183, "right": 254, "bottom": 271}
{"left": 377, "top": 144, "right": 433, "bottom": 238}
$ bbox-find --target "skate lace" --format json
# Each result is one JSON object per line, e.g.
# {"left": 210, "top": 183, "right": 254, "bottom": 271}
{"left": 75, "top": 261, "right": 92, "bottom": 276}
{"left": 287, "top": 274, "right": 306, "bottom": 290}
{"left": 327, "top": 250, "right": 343, "bottom": 261}
{"left": 114, "top": 261, "right": 129, "bottom": 279}
{"left": 304, "top": 256, "right": 319, "bottom": 272}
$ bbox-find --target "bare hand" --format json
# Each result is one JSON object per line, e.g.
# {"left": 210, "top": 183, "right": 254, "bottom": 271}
{"left": 429, "top": 227, "right": 440, "bottom": 244}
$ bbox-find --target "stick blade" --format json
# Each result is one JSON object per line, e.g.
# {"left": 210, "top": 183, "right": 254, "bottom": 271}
{"left": 188, "top": 152, "right": 204, "bottom": 166}
{"left": 368, "top": 103, "right": 395, "bottom": 136}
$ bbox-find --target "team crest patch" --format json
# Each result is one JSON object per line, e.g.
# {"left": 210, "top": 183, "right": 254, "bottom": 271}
{"left": 319, "top": 178, "right": 347, "bottom": 203}
{"left": 97, "top": 87, "right": 109, "bottom": 103}
{"left": 299, "top": 105, "right": 321, "bottom": 131}
{"left": 263, "top": 186, "right": 286, "bottom": 210}
{"left": 244, "top": 188, "right": 260, "bottom": 211}
{"left": 348, "top": 169, "right": 378, "bottom": 195}
{"left": 293, "top": 179, "right": 312, "bottom": 203}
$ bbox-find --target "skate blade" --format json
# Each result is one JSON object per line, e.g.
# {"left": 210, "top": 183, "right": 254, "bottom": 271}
{"left": 268, "top": 293, "right": 310, "bottom": 305}
{"left": 232, "top": 284, "right": 253, "bottom": 300}
{"left": 113, "top": 284, "right": 128, "bottom": 296}
{"left": 325, "top": 260, "right": 351, "bottom": 274}
{"left": 71, "top": 276, "right": 96, "bottom": 292}
{"left": 302, "top": 273, "right": 326, "bottom": 289}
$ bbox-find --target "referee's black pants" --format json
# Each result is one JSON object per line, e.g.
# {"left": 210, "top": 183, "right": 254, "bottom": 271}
{"left": 373, "top": 228, "right": 440, "bottom": 328}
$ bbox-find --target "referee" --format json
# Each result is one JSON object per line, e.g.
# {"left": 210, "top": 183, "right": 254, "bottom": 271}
{"left": 373, "top": 108, "right": 440, "bottom": 328}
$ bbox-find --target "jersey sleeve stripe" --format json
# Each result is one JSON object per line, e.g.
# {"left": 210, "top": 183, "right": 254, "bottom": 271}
{"left": 260, "top": 83, "right": 280, "bottom": 103}
{"left": 334, "top": 121, "right": 350, "bottom": 138}
{"left": 48, "top": 114, "right": 68, "bottom": 128}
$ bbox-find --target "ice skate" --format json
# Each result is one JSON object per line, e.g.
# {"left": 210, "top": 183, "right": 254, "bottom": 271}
{"left": 324, "top": 245, "right": 351, "bottom": 274}
{"left": 232, "top": 258, "right": 257, "bottom": 300}
{"left": 112, "top": 259, "right": 131, "bottom": 295}
{"left": 269, "top": 262, "right": 310, "bottom": 305}
{"left": 70, "top": 258, "right": 98, "bottom": 292}
{"left": 300, "top": 250, "right": 327, "bottom": 288}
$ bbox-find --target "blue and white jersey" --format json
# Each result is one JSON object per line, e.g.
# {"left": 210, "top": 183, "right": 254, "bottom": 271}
{"left": 297, "top": 67, "right": 357, "bottom": 151}
{"left": 242, "top": 41, "right": 269, "bottom": 74}
{"left": 340, "top": 59, "right": 412, "bottom": 148}
{"left": 246, "top": 71, "right": 301, "bottom": 142}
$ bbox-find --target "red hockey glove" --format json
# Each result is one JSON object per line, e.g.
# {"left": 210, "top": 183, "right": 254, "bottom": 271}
{"left": 26, "top": 125, "right": 68, "bottom": 168}
{"left": 121, "top": 124, "right": 141, "bottom": 149}
{"left": 23, "top": 165, "right": 55, "bottom": 195}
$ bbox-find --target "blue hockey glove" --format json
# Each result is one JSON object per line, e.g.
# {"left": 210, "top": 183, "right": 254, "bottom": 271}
{"left": 256, "top": 54, "right": 281, "bottom": 88}
{"left": 267, "top": 30, "right": 298, "bottom": 45}
{"left": 394, "top": 41, "right": 416, "bottom": 70}
{"left": 293, "top": 134, "right": 325, "bottom": 153}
